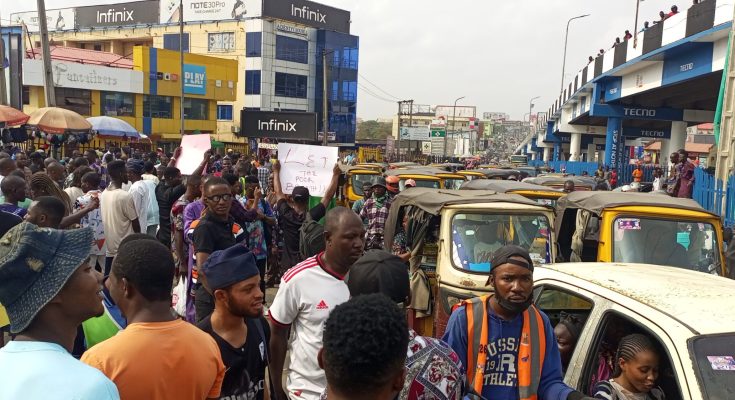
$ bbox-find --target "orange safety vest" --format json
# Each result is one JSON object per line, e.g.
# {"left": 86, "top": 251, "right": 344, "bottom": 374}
{"left": 459, "top": 295, "right": 546, "bottom": 399}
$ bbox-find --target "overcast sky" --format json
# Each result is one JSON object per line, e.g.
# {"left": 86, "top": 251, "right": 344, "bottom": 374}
{"left": 4, "top": 0, "right": 683, "bottom": 120}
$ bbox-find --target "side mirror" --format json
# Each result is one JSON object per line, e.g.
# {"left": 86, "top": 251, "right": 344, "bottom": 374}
{"left": 724, "top": 227, "right": 733, "bottom": 244}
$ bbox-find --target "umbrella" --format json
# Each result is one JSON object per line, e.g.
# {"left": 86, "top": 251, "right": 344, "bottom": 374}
{"left": 27, "top": 107, "right": 92, "bottom": 134}
{"left": 86, "top": 116, "right": 140, "bottom": 139}
{"left": 0, "top": 105, "right": 29, "bottom": 128}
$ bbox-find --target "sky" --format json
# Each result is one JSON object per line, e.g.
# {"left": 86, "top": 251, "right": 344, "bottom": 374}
{"left": 2, "top": 0, "right": 683, "bottom": 120}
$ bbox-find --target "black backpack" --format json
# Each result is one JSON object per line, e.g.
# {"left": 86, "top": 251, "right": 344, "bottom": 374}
{"left": 299, "top": 212, "right": 325, "bottom": 259}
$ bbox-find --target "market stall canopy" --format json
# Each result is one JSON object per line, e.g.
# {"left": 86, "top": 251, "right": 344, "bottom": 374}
{"left": 0, "top": 105, "right": 29, "bottom": 128}
{"left": 87, "top": 116, "right": 140, "bottom": 138}
{"left": 27, "top": 107, "right": 92, "bottom": 134}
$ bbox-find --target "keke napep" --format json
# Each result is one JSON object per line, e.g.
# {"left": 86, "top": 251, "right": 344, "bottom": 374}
{"left": 382, "top": 187, "right": 556, "bottom": 338}
{"left": 554, "top": 191, "right": 728, "bottom": 276}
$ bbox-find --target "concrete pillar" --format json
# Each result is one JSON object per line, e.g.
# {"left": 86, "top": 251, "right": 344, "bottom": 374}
{"left": 604, "top": 117, "right": 624, "bottom": 168}
{"left": 661, "top": 121, "right": 687, "bottom": 164}
{"left": 569, "top": 133, "right": 582, "bottom": 161}
{"left": 598, "top": 150, "right": 605, "bottom": 163}
{"left": 543, "top": 147, "right": 551, "bottom": 162}
{"left": 587, "top": 145, "right": 596, "bottom": 163}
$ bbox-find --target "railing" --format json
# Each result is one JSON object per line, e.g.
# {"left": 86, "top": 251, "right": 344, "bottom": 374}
{"left": 693, "top": 168, "right": 735, "bottom": 227}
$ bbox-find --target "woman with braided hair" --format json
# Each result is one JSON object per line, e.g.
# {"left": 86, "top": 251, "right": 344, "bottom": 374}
{"left": 592, "top": 333, "right": 666, "bottom": 400}
{"left": 29, "top": 171, "right": 99, "bottom": 229}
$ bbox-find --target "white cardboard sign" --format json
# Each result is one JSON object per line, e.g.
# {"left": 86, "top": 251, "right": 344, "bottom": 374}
{"left": 176, "top": 134, "right": 211, "bottom": 175}
{"left": 277, "top": 143, "right": 338, "bottom": 196}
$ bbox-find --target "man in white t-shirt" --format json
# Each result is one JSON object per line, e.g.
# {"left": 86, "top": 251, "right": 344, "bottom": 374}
{"left": 126, "top": 159, "right": 150, "bottom": 234}
{"left": 268, "top": 207, "right": 365, "bottom": 400}
{"left": 101, "top": 160, "right": 140, "bottom": 276}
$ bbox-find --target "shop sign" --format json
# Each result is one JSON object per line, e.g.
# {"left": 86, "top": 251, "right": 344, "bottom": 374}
{"left": 240, "top": 110, "right": 317, "bottom": 140}
{"left": 183, "top": 64, "right": 206, "bottom": 95}
{"left": 23, "top": 59, "right": 144, "bottom": 93}
{"left": 75, "top": 1, "right": 160, "bottom": 29}
{"left": 262, "top": 0, "right": 350, "bottom": 34}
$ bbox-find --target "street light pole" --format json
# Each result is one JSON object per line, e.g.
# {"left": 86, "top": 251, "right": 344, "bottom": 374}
{"left": 445, "top": 96, "right": 465, "bottom": 158}
{"left": 528, "top": 96, "right": 540, "bottom": 152}
{"left": 633, "top": 0, "right": 642, "bottom": 48}
{"left": 560, "top": 14, "right": 591, "bottom": 94}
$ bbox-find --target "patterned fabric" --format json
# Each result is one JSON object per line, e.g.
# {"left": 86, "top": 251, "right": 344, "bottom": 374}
{"left": 359, "top": 196, "right": 392, "bottom": 246}
{"left": 401, "top": 330, "right": 464, "bottom": 400}
{"left": 74, "top": 191, "right": 106, "bottom": 256}
{"left": 170, "top": 195, "right": 192, "bottom": 259}
{"left": 239, "top": 197, "right": 274, "bottom": 260}
{"left": 257, "top": 167, "right": 270, "bottom": 190}
{"left": 392, "top": 230, "right": 408, "bottom": 256}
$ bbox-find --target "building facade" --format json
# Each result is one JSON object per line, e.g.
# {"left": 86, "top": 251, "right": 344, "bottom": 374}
{"left": 13, "top": 0, "right": 359, "bottom": 148}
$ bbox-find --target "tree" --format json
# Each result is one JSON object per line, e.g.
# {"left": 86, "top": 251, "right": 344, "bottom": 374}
{"left": 357, "top": 120, "right": 392, "bottom": 140}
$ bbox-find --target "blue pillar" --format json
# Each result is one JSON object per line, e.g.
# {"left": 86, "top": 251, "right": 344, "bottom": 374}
{"left": 604, "top": 117, "right": 623, "bottom": 168}
{"left": 553, "top": 143, "right": 561, "bottom": 161}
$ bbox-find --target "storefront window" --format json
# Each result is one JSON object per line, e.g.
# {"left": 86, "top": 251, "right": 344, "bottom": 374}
{"left": 275, "top": 35, "right": 308, "bottom": 64}
{"left": 246, "top": 32, "right": 262, "bottom": 57}
{"left": 143, "top": 95, "right": 172, "bottom": 119}
{"left": 101, "top": 92, "right": 135, "bottom": 117}
{"left": 245, "top": 70, "right": 261, "bottom": 95}
{"left": 184, "top": 98, "right": 208, "bottom": 120}
{"left": 56, "top": 88, "right": 92, "bottom": 116}
{"left": 275, "top": 72, "right": 307, "bottom": 98}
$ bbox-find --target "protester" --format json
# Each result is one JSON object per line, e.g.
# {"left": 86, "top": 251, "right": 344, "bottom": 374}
{"left": 14, "top": 151, "right": 32, "bottom": 181}
{"left": 241, "top": 175, "right": 276, "bottom": 297}
{"left": 0, "top": 223, "right": 120, "bottom": 399}
{"left": 272, "top": 160, "right": 340, "bottom": 271}
{"left": 192, "top": 176, "right": 246, "bottom": 322}
{"left": 0, "top": 157, "right": 16, "bottom": 185}
{"left": 257, "top": 160, "right": 270, "bottom": 192}
{"left": 351, "top": 181, "right": 373, "bottom": 216}
{"left": 269, "top": 207, "right": 365, "bottom": 400}
{"left": 126, "top": 159, "right": 151, "bottom": 234}
{"left": 676, "top": 149, "right": 695, "bottom": 198}
{"left": 24, "top": 196, "right": 67, "bottom": 229}
{"left": 65, "top": 166, "right": 92, "bottom": 202}
{"left": 386, "top": 175, "right": 400, "bottom": 195}
{"left": 443, "top": 245, "right": 589, "bottom": 400}
{"left": 72, "top": 172, "right": 107, "bottom": 272}
{"left": 46, "top": 161, "right": 66, "bottom": 188}
{"left": 81, "top": 238, "right": 225, "bottom": 399}
{"left": 100, "top": 160, "right": 141, "bottom": 275}
{"left": 319, "top": 294, "right": 409, "bottom": 400}
{"left": 652, "top": 168, "right": 663, "bottom": 192}
{"left": 198, "top": 245, "right": 271, "bottom": 400}
{"left": 30, "top": 172, "right": 72, "bottom": 216}
{"left": 592, "top": 334, "right": 665, "bottom": 400}
{"left": 142, "top": 161, "right": 160, "bottom": 184}
{"left": 0, "top": 175, "right": 27, "bottom": 217}
{"left": 360, "top": 177, "right": 393, "bottom": 250}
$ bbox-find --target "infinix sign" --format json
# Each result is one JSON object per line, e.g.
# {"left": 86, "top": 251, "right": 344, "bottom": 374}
{"left": 241, "top": 110, "right": 317, "bottom": 140}
{"left": 76, "top": 1, "right": 159, "bottom": 28}
{"left": 263, "top": 0, "right": 350, "bottom": 33}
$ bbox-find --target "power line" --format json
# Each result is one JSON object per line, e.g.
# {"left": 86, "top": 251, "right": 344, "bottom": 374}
{"left": 358, "top": 73, "right": 401, "bottom": 101}
{"left": 357, "top": 84, "right": 396, "bottom": 103}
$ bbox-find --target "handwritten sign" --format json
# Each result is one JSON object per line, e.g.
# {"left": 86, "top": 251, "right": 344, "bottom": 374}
{"left": 277, "top": 143, "right": 338, "bottom": 196}
{"left": 177, "top": 134, "right": 211, "bottom": 175}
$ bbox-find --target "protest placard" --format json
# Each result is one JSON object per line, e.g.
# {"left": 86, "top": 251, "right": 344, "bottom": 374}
{"left": 176, "top": 134, "right": 211, "bottom": 175}
{"left": 277, "top": 143, "right": 338, "bottom": 196}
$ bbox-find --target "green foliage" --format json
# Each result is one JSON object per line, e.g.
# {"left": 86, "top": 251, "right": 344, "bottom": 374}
{"left": 357, "top": 120, "right": 392, "bottom": 140}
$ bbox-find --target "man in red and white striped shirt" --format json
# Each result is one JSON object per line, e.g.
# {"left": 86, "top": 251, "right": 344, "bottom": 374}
{"left": 268, "top": 207, "right": 365, "bottom": 400}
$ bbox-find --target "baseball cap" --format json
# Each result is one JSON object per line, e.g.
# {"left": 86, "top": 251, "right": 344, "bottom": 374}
{"left": 347, "top": 250, "right": 410, "bottom": 304}
{"left": 201, "top": 244, "right": 259, "bottom": 291}
{"left": 405, "top": 179, "right": 416, "bottom": 187}
{"left": 371, "top": 176, "right": 387, "bottom": 189}
{"left": 0, "top": 223, "right": 93, "bottom": 333}
{"left": 292, "top": 186, "right": 310, "bottom": 201}
{"left": 490, "top": 244, "right": 534, "bottom": 272}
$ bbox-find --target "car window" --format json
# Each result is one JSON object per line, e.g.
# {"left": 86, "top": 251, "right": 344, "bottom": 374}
{"left": 689, "top": 334, "right": 735, "bottom": 400}
{"left": 351, "top": 174, "right": 376, "bottom": 196}
{"left": 582, "top": 312, "right": 684, "bottom": 399}
{"left": 533, "top": 286, "right": 593, "bottom": 376}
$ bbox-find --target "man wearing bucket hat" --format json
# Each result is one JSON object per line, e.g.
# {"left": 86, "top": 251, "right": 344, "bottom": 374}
{"left": 442, "top": 245, "right": 591, "bottom": 400}
{"left": 0, "top": 223, "right": 120, "bottom": 399}
{"left": 359, "top": 176, "right": 393, "bottom": 250}
{"left": 198, "top": 245, "right": 271, "bottom": 400}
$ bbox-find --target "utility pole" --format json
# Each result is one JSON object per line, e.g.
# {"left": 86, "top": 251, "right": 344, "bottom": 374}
{"left": 37, "top": 0, "right": 56, "bottom": 107}
{"left": 179, "top": 0, "right": 185, "bottom": 139}
{"left": 445, "top": 96, "right": 465, "bottom": 158}
{"left": 322, "top": 49, "right": 329, "bottom": 146}
{"left": 408, "top": 99, "right": 414, "bottom": 159}
{"left": 0, "top": 27, "right": 7, "bottom": 106}
{"left": 633, "top": 0, "right": 641, "bottom": 48}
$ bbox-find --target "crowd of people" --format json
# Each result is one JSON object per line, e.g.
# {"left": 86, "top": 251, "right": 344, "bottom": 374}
{"left": 0, "top": 144, "right": 678, "bottom": 400}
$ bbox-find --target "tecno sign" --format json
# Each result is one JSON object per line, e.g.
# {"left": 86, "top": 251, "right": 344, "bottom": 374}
{"left": 241, "top": 110, "right": 317, "bottom": 140}
{"left": 76, "top": 1, "right": 160, "bottom": 28}
{"left": 623, "top": 108, "right": 656, "bottom": 117}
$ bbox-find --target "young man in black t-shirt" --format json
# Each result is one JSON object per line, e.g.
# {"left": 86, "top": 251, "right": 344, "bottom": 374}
{"left": 192, "top": 176, "right": 246, "bottom": 322}
{"left": 272, "top": 161, "right": 341, "bottom": 271}
{"left": 198, "top": 244, "right": 270, "bottom": 400}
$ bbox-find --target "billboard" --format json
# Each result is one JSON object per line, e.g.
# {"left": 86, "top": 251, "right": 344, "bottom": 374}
{"left": 10, "top": 8, "right": 75, "bottom": 32}
{"left": 76, "top": 1, "right": 160, "bottom": 29}
{"left": 23, "top": 59, "right": 144, "bottom": 93}
{"left": 160, "top": 0, "right": 262, "bottom": 23}
{"left": 399, "top": 126, "right": 430, "bottom": 140}
{"left": 183, "top": 64, "right": 206, "bottom": 95}
{"left": 262, "top": 0, "right": 350, "bottom": 34}
{"left": 240, "top": 110, "right": 317, "bottom": 140}
{"left": 435, "top": 105, "right": 476, "bottom": 119}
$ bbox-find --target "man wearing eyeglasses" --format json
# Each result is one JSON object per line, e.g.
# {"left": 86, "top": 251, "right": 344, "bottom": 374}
{"left": 192, "top": 176, "right": 247, "bottom": 322}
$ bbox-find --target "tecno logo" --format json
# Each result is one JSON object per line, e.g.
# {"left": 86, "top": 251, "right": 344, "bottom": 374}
{"left": 96, "top": 8, "right": 135, "bottom": 23}
{"left": 291, "top": 4, "right": 327, "bottom": 23}
{"left": 623, "top": 108, "right": 656, "bottom": 117}
{"left": 259, "top": 119, "right": 297, "bottom": 132}
{"left": 640, "top": 130, "right": 666, "bottom": 137}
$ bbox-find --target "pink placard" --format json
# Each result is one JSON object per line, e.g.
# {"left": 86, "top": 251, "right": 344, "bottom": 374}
{"left": 176, "top": 134, "right": 211, "bottom": 175}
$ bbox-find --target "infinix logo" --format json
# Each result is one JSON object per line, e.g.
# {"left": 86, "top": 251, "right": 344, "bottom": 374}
{"left": 96, "top": 8, "right": 134, "bottom": 23}
{"left": 291, "top": 4, "right": 327, "bottom": 23}
{"left": 259, "top": 119, "right": 297, "bottom": 132}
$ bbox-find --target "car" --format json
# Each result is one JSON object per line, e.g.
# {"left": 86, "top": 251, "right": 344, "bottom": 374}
{"left": 531, "top": 262, "right": 735, "bottom": 399}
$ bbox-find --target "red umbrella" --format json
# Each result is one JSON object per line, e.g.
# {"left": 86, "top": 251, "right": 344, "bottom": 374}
{"left": 0, "top": 105, "right": 30, "bottom": 128}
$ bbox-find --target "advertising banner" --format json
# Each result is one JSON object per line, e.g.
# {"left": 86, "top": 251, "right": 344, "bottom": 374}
{"left": 277, "top": 143, "right": 338, "bottom": 196}
{"left": 399, "top": 126, "right": 430, "bottom": 140}
{"left": 11, "top": 8, "right": 75, "bottom": 32}
{"left": 75, "top": 1, "right": 160, "bottom": 29}
{"left": 23, "top": 59, "right": 144, "bottom": 93}
{"left": 183, "top": 64, "right": 206, "bottom": 95}
{"left": 240, "top": 110, "right": 317, "bottom": 140}
{"left": 435, "top": 105, "right": 476, "bottom": 119}
{"left": 160, "top": 0, "right": 262, "bottom": 23}
{"left": 262, "top": 0, "right": 350, "bottom": 34}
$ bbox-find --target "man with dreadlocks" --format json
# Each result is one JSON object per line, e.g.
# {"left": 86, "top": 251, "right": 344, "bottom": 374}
{"left": 443, "top": 245, "right": 593, "bottom": 400}
{"left": 592, "top": 334, "right": 665, "bottom": 400}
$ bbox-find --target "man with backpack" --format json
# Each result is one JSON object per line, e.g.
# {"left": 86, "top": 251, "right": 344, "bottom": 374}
{"left": 272, "top": 161, "right": 340, "bottom": 271}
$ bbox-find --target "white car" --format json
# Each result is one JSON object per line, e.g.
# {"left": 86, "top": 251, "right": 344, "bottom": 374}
{"left": 533, "top": 263, "right": 734, "bottom": 400}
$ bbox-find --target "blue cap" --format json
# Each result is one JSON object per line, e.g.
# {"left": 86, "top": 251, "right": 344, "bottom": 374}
{"left": 201, "top": 244, "right": 259, "bottom": 290}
